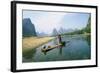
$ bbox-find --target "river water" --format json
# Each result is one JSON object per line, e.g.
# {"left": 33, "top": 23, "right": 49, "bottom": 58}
{"left": 23, "top": 35, "right": 91, "bottom": 62}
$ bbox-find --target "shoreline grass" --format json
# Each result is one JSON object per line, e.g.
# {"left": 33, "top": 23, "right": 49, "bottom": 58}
{"left": 22, "top": 36, "right": 55, "bottom": 52}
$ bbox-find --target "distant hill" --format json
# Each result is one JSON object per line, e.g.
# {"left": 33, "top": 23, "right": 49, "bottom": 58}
{"left": 84, "top": 16, "right": 91, "bottom": 33}
{"left": 52, "top": 28, "right": 58, "bottom": 36}
{"left": 51, "top": 27, "right": 75, "bottom": 36}
{"left": 36, "top": 32, "right": 48, "bottom": 37}
{"left": 58, "top": 27, "right": 75, "bottom": 34}
{"left": 23, "top": 18, "right": 37, "bottom": 37}
{"left": 65, "top": 16, "right": 91, "bottom": 35}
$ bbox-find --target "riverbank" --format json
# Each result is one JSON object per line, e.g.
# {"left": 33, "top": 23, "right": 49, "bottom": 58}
{"left": 62, "top": 33, "right": 90, "bottom": 36}
{"left": 22, "top": 36, "right": 55, "bottom": 52}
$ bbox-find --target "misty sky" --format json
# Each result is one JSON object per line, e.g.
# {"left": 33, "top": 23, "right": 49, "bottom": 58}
{"left": 23, "top": 10, "right": 90, "bottom": 34}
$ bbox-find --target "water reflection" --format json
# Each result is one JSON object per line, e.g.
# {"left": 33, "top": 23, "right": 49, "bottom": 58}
{"left": 23, "top": 35, "right": 91, "bottom": 62}
{"left": 85, "top": 35, "right": 91, "bottom": 45}
{"left": 59, "top": 46, "right": 63, "bottom": 55}
{"left": 23, "top": 48, "right": 36, "bottom": 62}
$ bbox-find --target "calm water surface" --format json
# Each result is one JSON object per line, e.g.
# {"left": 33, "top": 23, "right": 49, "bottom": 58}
{"left": 23, "top": 35, "right": 91, "bottom": 62}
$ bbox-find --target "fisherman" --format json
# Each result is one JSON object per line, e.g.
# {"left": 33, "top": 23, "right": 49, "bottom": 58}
{"left": 58, "top": 35, "right": 62, "bottom": 44}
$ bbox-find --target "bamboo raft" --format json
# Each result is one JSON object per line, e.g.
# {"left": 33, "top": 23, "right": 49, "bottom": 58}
{"left": 41, "top": 44, "right": 62, "bottom": 52}
{"left": 41, "top": 41, "right": 67, "bottom": 52}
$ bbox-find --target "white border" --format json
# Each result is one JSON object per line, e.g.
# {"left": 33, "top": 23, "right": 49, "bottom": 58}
{"left": 16, "top": 3, "right": 96, "bottom": 70}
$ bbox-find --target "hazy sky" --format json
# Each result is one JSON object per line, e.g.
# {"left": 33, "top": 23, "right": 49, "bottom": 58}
{"left": 23, "top": 10, "right": 90, "bottom": 34}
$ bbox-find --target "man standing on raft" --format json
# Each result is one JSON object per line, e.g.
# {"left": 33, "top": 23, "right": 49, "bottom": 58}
{"left": 58, "top": 35, "right": 62, "bottom": 44}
